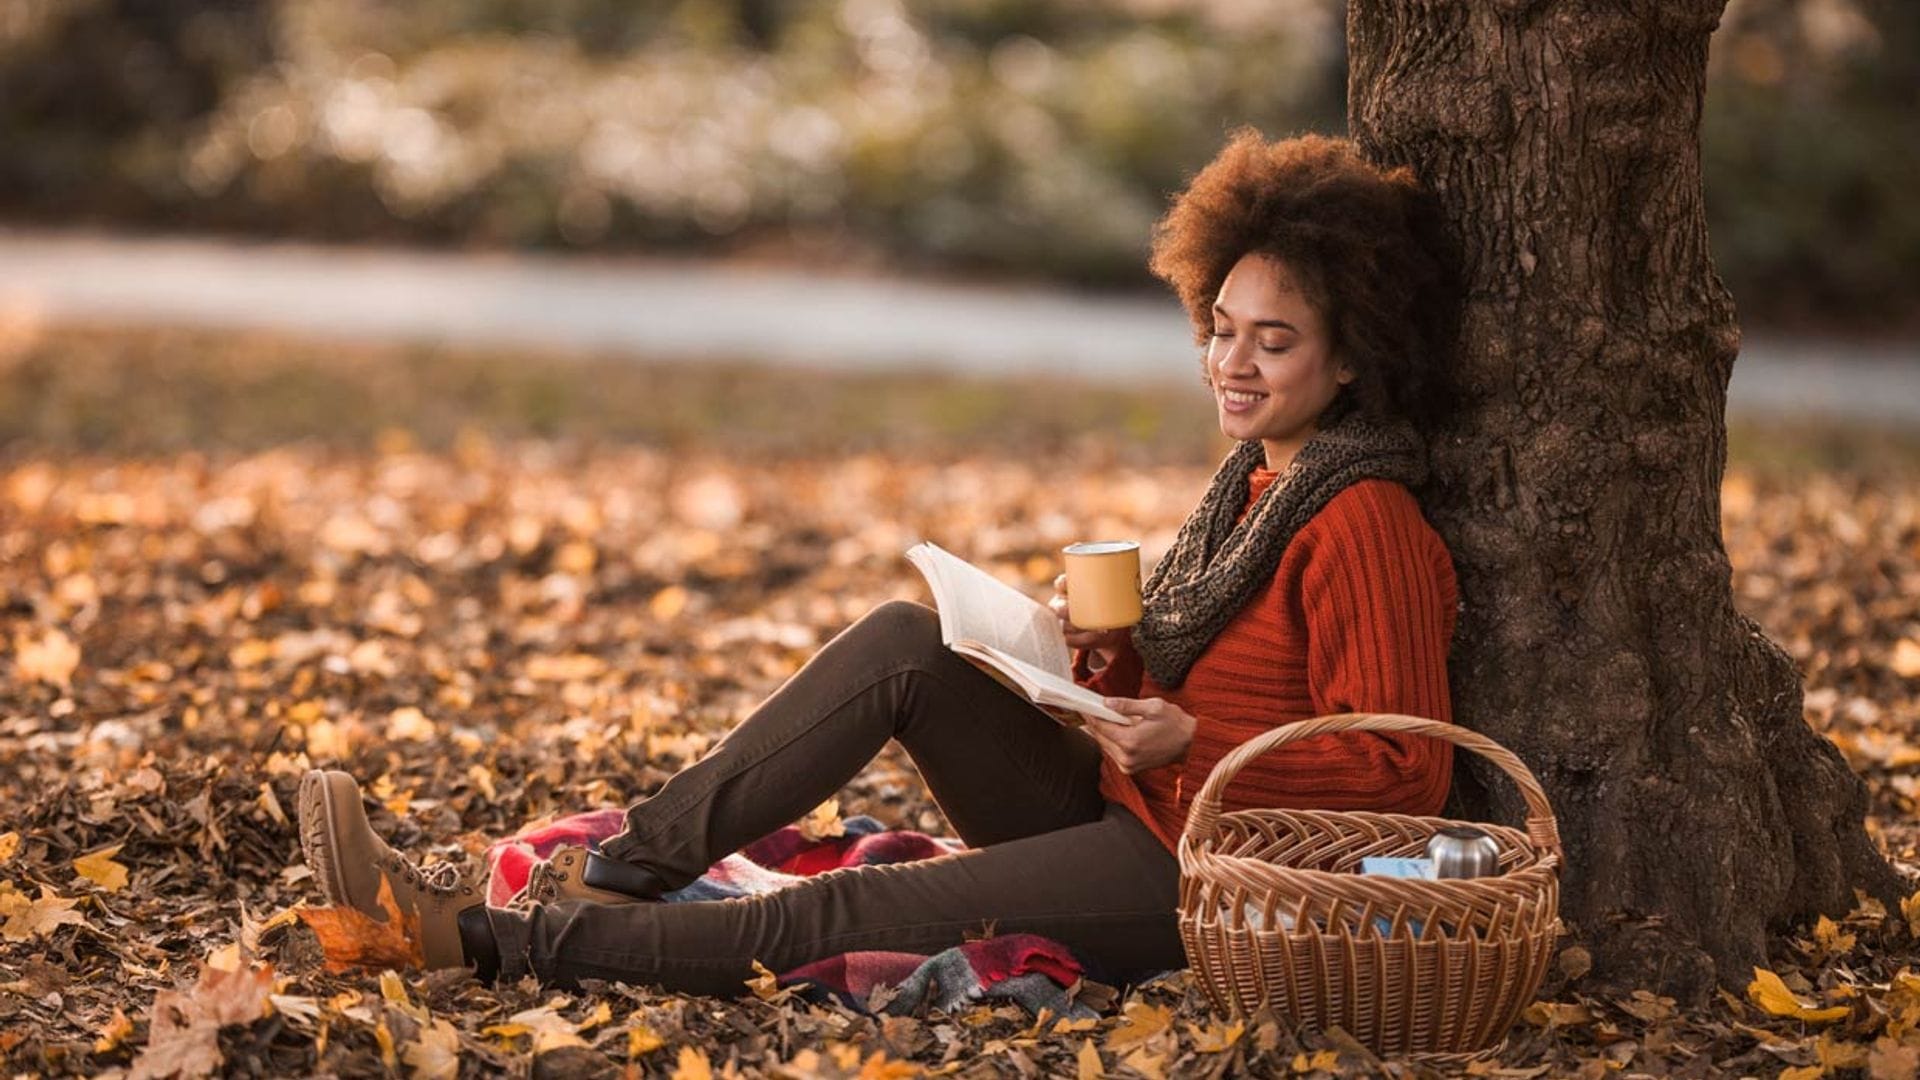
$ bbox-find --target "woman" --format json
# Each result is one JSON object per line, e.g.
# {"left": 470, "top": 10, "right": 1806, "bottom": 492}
{"left": 297, "top": 128, "right": 1463, "bottom": 993}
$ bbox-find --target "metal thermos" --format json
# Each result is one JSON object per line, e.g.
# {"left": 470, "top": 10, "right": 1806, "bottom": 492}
{"left": 1425, "top": 826, "right": 1502, "bottom": 879}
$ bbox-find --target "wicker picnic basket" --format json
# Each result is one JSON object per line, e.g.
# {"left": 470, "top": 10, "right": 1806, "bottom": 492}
{"left": 1176, "top": 713, "right": 1563, "bottom": 1058}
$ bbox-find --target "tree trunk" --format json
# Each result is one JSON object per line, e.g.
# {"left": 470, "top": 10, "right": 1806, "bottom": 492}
{"left": 1345, "top": 0, "right": 1905, "bottom": 1001}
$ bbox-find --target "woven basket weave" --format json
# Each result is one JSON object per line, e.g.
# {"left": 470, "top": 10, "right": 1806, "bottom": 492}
{"left": 1177, "top": 713, "right": 1563, "bottom": 1058}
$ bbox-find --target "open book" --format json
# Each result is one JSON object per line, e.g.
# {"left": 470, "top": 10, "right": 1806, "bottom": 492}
{"left": 905, "top": 542, "right": 1134, "bottom": 726}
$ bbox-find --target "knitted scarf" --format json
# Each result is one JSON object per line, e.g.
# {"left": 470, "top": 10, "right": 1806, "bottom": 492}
{"left": 1132, "top": 405, "right": 1430, "bottom": 688}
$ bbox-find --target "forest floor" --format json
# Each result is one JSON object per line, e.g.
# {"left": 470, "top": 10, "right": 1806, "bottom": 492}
{"left": 4, "top": 324, "right": 1920, "bottom": 1078}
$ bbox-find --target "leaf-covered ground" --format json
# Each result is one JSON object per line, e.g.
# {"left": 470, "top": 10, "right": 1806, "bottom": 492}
{"left": 3, "top": 324, "right": 1920, "bottom": 1078}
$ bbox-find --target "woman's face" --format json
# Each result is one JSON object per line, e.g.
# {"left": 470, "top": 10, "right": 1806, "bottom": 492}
{"left": 1205, "top": 252, "right": 1352, "bottom": 470}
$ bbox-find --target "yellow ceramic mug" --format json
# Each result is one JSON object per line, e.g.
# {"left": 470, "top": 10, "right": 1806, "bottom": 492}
{"left": 1062, "top": 541, "right": 1143, "bottom": 631}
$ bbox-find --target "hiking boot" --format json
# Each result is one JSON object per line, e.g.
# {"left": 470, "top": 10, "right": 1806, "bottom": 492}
{"left": 298, "top": 769, "right": 483, "bottom": 970}
{"left": 523, "top": 844, "right": 666, "bottom": 906}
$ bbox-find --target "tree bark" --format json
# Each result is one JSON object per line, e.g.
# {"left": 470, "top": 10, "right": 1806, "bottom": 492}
{"left": 1345, "top": 0, "right": 1905, "bottom": 1001}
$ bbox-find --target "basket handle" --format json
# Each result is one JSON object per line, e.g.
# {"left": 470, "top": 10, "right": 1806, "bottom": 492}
{"left": 1179, "top": 712, "right": 1562, "bottom": 858}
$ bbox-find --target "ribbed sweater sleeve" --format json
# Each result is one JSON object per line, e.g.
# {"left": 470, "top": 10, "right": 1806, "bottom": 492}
{"left": 1182, "top": 482, "right": 1457, "bottom": 819}
{"left": 1071, "top": 639, "right": 1144, "bottom": 698}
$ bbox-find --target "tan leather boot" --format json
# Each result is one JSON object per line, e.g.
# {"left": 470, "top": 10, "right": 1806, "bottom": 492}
{"left": 523, "top": 845, "right": 651, "bottom": 906}
{"left": 298, "top": 769, "right": 482, "bottom": 970}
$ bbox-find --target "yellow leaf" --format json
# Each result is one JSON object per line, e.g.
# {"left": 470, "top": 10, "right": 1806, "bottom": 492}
{"left": 74, "top": 843, "right": 130, "bottom": 892}
{"left": 13, "top": 626, "right": 80, "bottom": 688}
{"left": 856, "top": 1050, "right": 920, "bottom": 1080}
{"left": 379, "top": 969, "right": 412, "bottom": 1007}
{"left": 577, "top": 1001, "right": 613, "bottom": 1032}
{"left": 206, "top": 942, "right": 242, "bottom": 972}
{"left": 1105, "top": 1001, "right": 1173, "bottom": 1052}
{"left": 1523, "top": 1000, "right": 1594, "bottom": 1027}
{"left": 671, "top": 1045, "right": 715, "bottom": 1080}
{"left": 374, "top": 1018, "right": 399, "bottom": 1072}
{"left": 0, "top": 831, "right": 20, "bottom": 863}
{"left": 1749, "top": 967, "right": 1852, "bottom": 1023}
{"left": 1814, "top": 915, "right": 1857, "bottom": 959}
{"left": 94, "top": 1007, "right": 134, "bottom": 1054}
{"left": 627, "top": 1022, "right": 665, "bottom": 1058}
{"left": 1122, "top": 1047, "right": 1168, "bottom": 1080}
{"left": 1816, "top": 1033, "right": 1869, "bottom": 1071}
{"left": 1292, "top": 1049, "right": 1341, "bottom": 1072}
{"left": 1902, "top": 891, "right": 1920, "bottom": 938}
{"left": 1891, "top": 637, "right": 1920, "bottom": 679}
{"left": 1188, "top": 1019, "right": 1244, "bottom": 1053}
{"left": 650, "top": 586, "right": 691, "bottom": 621}
{"left": 387, "top": 707, "right": 435, "bottom": 743}
{"left": 1778, "top": 1067, "right": 1823, "bottom": 1080}
{"left": 402, "top": 1017, "right": 461, "bottom": 1080}
{"left": 798, "top": 798, "right": 846, "bottom": 842}
{"left": 1077, "top": 1038, "right": 1104, "bottom": 1080}
{"left": 1, "top": 883, "right": 87, "bottom": 942}
{"left": 746, "top": 959, "right": 784, "bottom": 1000}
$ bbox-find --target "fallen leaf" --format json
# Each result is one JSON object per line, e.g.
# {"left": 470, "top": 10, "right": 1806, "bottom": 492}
{"left": 1813, "top": 914, "right": 1856, "bottom": 959}
{"left": 1122, "top": 1047, "right": 1168, "bottom": 1080}
{"left": 0, "top": 883, "right": 87, "bottom": 942}
{"left": 1189, "top": 1018, "right": 1244, "bottom": 1053}
{"left": 387, "top": 706, "right": 435, "bottom": 742}
{"left": 627, "top": 1022, "right": 665, "bottom": 1058}
{"left": 798, "top": 797, "right": 846, "bottom": 841}
{"left": 13, "top": 626, "right": 79, "bottom": 687}
{"left": 1104, "top": 1001, "right": 1172, "bottom": 1052}
{"left": 671, "top": 1044, "right": 714, "bottom": 1080}
{"left": 129, "top": 962, "right": 275, "bottom": 1080}
{"left": 746, "top": 958, "right": 784, "bottom": 1000}
{"left": 95, "top": 1007, "right": 135, "bottom": 1054}
{"left": 1891, "top": 637, "right": 1920, "bottom": 678}
{"left": 1293, "top": 1049, "right": 1341, "bottom": 1072}
{"left": 0, "top": 831, "right": 19, "bottom": 862}
{"left": 1077, "top": 1038, "right": 1104, "bottom": 1080}
{"left": 403, "top": 1017, "right": 461, "bottom": 1080}
{"left": 74, "top": 843, "right": 131, "bottom": 892}
{"left": 1871, "top": 1035, "right": 1920, "bottom": 1079}
{"left": 294, "top": 876, "right": 423, "bottom": 973}
{"left": 1749, "top": 967, "right": 1852, "bottom": 1023}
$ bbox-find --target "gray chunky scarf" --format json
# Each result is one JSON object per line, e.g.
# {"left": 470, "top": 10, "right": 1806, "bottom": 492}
{"left": 1132, "top": 405, "right": 1430, "bottom": 688}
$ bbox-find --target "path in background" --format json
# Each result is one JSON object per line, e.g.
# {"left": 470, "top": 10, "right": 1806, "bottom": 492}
{"left": 4, "top": 229, "right": 1916, "bottom": 424}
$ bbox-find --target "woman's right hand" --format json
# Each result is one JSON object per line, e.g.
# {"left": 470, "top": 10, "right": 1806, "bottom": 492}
{"left": 1049, "top": 573, "right": 1130, "bottom": 665}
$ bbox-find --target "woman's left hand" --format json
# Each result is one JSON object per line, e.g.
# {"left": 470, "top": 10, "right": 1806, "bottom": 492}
{"left": 1083, "top": 697, "right": 1198, "bottom": 774}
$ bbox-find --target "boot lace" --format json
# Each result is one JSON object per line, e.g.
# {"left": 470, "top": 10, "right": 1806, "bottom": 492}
{"left": 384, "top": 854, "right": 477, "bottom": 899}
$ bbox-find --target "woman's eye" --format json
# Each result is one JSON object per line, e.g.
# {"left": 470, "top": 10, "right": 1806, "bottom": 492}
{"left": 1209, "top": 330, "right": 1233, "bottom": 339}
{"left": 1259, "top": 343, "right": 1290, "bottom": 354}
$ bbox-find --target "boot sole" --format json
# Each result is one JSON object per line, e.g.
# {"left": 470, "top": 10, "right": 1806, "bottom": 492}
{"left": 298, "top": 770, "right": 352, "bottom": 909}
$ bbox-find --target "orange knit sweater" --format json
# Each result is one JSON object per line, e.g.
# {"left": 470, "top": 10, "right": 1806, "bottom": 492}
{"left": 1073, "top": 472, "right": 1460, "bottom": 853}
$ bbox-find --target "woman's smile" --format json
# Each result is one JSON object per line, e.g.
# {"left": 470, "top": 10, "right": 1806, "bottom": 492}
{"left": 1218, "top": 387, "right": 1269, "bottom": 414}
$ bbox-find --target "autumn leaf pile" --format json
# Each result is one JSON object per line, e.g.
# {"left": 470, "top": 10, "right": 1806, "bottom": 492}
{"left": 3, "top": 405, "right": 1920, "bottom": 1076}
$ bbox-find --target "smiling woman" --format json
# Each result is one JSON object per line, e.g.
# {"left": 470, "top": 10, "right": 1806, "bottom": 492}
{"left": 291, "top": 128, "right": 1468, "bottom": 1005}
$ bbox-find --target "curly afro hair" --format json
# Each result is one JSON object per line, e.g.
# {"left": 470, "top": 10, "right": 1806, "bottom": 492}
{"left": 1147, "top": 127, "right": 1461, "bottom": 428}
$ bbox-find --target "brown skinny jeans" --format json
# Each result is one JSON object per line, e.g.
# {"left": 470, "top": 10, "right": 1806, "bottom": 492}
{"left": 483, "top": 600, "right": 1185, "bottom": 995}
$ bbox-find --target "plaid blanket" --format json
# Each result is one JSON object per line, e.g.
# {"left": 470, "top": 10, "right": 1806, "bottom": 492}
{"left": 485, "top": 811, "right": 1104, "bottom": 1018}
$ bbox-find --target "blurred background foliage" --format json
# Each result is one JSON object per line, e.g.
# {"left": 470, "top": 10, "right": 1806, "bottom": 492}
{"left": 0, "top": 0, "right": 1912, "bottom": 333}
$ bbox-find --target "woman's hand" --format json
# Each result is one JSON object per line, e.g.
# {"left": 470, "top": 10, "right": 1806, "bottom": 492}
{"left": 1049, "top": 573, "right": 1130, "bottom": 667}
{"left": 1082, "top": 697, "right": 1197, "bottom": 774}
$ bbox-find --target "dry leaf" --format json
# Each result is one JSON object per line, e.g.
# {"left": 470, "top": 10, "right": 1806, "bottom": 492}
{"left": 294, "top": 876, "right": 423, "bottom": 973}
{"left": 746, "top": 958, "right": 785, "bottom": 1000}
{"left": 1076, "top": 1038, "right": 1104, "bottom": 1080}
{"left": 1293, "top": 1049, "right": 1341, "bottom": 1072}
{"left": 403, "top": 1017, "right": 461, "bottom": 1080}
{"left": 1749, "top": 967, "right": 1852, "bottom": 1023}
{"left": 0, "top": 831, "right": 20, "bottom": 863}
{"left": 1871, "top": 1035, "right": 1920, "bottom": 1079}
{"left": 0, "top": 883, "right": 87, "bottom": 942}
{"left": 1104, "top": 1001, "right": 1173, "bottom": 1052}
{"left": 1891, "top": 637, "right": 1920, "bottom": 678}
{"left": 1812, "top": 914, "right": 1857, "bottom": 959}
{"left": 387, "top": 706, "right": 435, "bottom": 742}
{"left": 1122, "top": 1047, "right": 1168, "bottom": 1080}
{"left": 13, "top": 626, "right": 79, "bottom": 687}
{"left": 74, "top": 842, "right": 131, "bottom": 892}
{"left": 798, "top": 797, "right": 846, "bottom": 841}
{"left": 129, "top": 962, "right": 275, "bottom": 1080}
{"left": 627, "top": 1022, "right": 665, "bottom": 1058}
{"left": 1188, "top": 1018, "right": 1244, "bottom": 1053}
{"left": 671, "top": 1045, "right": 715, "bottom": 1080}
{"left": 95, "top": 1007, "right": 135, "bottom": 1054}
{"left": 1902, "top": 889, "right": 1920, "bottom": 938}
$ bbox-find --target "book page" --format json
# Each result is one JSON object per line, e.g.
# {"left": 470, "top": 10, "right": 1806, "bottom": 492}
{"left": 905, "top": 543, "right": 1074, "bottom": 679}
{"left": 958, "top": 643, "right": 1133, "bottom": 726}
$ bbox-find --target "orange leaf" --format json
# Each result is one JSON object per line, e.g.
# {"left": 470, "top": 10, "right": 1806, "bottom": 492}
{"left": 294, "top": 877, "right": 422, "bottom": 973}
